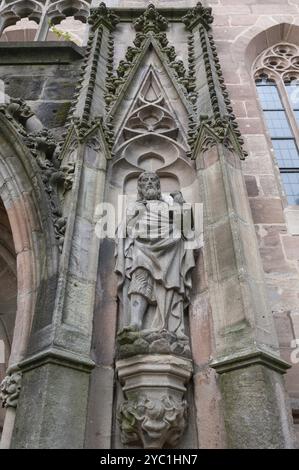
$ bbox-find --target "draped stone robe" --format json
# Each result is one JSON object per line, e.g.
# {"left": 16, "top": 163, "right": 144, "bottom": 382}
{"left": 115, "top": 194, "right": 195, "bottom": 337}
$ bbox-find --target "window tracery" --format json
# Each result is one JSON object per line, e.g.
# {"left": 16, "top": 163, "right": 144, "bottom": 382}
{"left": 254, "top": 42, "right": 299, "bottom": 205}
{"left": 0, "top": 0, "right": 91, "bottom": 43}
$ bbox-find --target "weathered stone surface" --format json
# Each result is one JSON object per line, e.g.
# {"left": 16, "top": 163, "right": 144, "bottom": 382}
{"left": 245, "top": 175, "right": 259, "bottom": 197}
{"left": 274, "top": 311, "right": 295, "bottom": 347}
{"left": 256, "top": 225, "right": 295, "bottom": 274}
{"left": 11, "top": 361, "right": 91, "bottom": 449}
{"left": 85, "top": 365, "right": 115, "bottom": 449}
{"left": 42, "top": 79, "right": 76, "bottom": 100}
{"left": 220, "top": 364, "right": 295, "bottom": 448}
{"left": 259, "top": 176, "right": 280, "bottom": 197}
{"left": 0, "top": 43, "right": 84, "bottom": 65}
{"left": 30, "top": 101, "right": 71, "bottom": 128}
{"left": 3, "top": 76, "right": 44, "bottom": 100}
{"left": 249, "top": 199, "right": 285, "bottom": 224}
{"left": 149, "top": 338, "right": 171, "bottom": 354}
{"left": 193, "top": 369, "right": 227, "bottom": 449}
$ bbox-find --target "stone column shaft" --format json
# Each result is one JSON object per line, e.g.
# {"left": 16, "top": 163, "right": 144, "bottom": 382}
{"left": 195, "top": 142, "right": 296, "bottom": 448}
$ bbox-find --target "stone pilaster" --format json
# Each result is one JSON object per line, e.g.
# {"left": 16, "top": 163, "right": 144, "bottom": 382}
{"left": 194, "top": 139, "right": 296, "bottom": 448}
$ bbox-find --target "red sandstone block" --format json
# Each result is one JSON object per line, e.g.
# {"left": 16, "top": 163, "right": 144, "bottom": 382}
{"left": 237, "top": 118, "right": 264, "bottom": 135}
{"left": 259, "top": 176, "right": 280, "bottom": 197}
{"left": 251, "top": 4, "right": 298, "bottom": 14}
{"left": 230, "top": 15, "right": 259, "bottom": 26}
{"left": 256, "top": 224, "right": 294, "bottom": 273}
{"left": 231, "top": 101, "right": 247, "bottom": 117}
{"left": 245, "top": 175, "right": 259, "bottom": 197}
{"left": 282, "top": 236, "right": 299, "bottom": 261}
{"left": 213, "top": 14, "right": 230, "bottom": 26}
{"left": 212, "top": 26, "right": 245, "bottom": 41}
{"left": 250, "top": 198, "right": 284, "bottom": 224}
{"left": 16, "top": 250, "right": 34, "bottom": 294}
{"left": 226, "top": 84, "right": 255, "bottom": 100}
{"left": 245, "top": 100, "right": 261, "bottom": 118}
{"left": 212, "top": 5, "right": 251, "bottom": 15}
{"left": 6, "top": 199, "right": 31, "bottom": 254}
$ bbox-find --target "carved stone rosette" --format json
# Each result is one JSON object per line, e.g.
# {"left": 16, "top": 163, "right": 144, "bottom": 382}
{"left": 116, "top": 355, "right": 193, "bottom": 449}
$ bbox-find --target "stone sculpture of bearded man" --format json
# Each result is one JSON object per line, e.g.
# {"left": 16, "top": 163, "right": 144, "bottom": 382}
{"left": 115, "top": 171, "right": 195, "bottom": 338}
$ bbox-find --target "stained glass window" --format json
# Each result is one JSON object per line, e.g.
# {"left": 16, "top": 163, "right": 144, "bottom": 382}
{"left": 256, "top": 78, "right": 299, "bottom": 205}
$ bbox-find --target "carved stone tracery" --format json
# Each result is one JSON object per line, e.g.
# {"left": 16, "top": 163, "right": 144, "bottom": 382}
{"left": 104, "top": 4, "right": 195, "bottom": 115}
{"left": 0, "top": 0, "right": 92, "bottom": 36}
{"left": 254, "top": 42, "right": 299, "bottom": 83}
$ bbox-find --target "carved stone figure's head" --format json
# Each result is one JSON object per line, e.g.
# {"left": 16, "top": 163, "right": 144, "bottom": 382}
{"left": 137, "top": 171, "right": 161, "bottom": 201}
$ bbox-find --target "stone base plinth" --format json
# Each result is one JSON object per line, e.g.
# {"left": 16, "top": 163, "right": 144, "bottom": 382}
{"left": 116, "top": 354, "right": 193, "bottom": 449}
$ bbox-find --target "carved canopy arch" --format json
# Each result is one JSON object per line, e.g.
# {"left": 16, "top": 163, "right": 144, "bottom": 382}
{"left": 0, "top": 112, "right": 59, "bottom": 367}
{"left": 108, "top": 67, "right": 199, "bottom": 220}
{"left": 245, "top": 23, "right": 299, "bottom": 71}
{"left": 0, "top": 0, "right": 42, "bottom": 30}
{"left": 47, "top": 0, "right": 91, "bottom": 25}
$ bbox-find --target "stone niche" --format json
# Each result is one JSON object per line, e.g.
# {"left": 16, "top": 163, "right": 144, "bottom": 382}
{"left": 105, "top": 50, "right": 200, "bottom": 448}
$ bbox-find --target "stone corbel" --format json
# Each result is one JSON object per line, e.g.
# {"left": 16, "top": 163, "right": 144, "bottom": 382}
{"left": 116, "top": 354, "right": 193, "bottom": 449}
{"left": 5, "top": 98, "right": 43, "bottom": 133}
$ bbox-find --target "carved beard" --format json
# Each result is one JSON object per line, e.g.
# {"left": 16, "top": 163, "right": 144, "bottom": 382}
{"left": 143, "top": 186, "right": 160, "bottom": 200}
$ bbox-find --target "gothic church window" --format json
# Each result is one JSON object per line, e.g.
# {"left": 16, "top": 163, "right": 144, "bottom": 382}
{"left": 254, "top": 43, "right": 299, "bottom": 205}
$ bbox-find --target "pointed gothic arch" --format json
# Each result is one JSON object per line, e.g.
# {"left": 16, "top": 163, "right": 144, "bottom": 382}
{"left": 0, "top": 113, "right": 59, "bottom": 368}
{"left": 107, "top": 38, "right": 194, "bottom": 141}
{"left": 107, "top": 55, "right": 199, "bottom": 215}
{"left": 245, "top": 23, "right": 299, "bottom": 71}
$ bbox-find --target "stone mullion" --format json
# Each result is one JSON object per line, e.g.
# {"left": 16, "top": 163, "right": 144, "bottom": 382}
{"left": 35, "top": 0, "right": 51, "bottom": 41}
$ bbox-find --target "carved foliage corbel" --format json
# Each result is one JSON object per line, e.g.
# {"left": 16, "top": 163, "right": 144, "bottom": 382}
{"left": 182, "top": 1, "right": 213, "bottom": 32}
{"left": 0, "top": 98, "right": 74, "bottom": 252}
{"left": 25, "top": 128, "right": 76, "bottom": 252}
{"left": 88, "top": 2, "right": 119, "bottom": 32}
{"left": 0, "top": 372, "right": 22, "bottom": 409}
{"left": 118, "top": 395, "right": 188, "bottom": 449}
